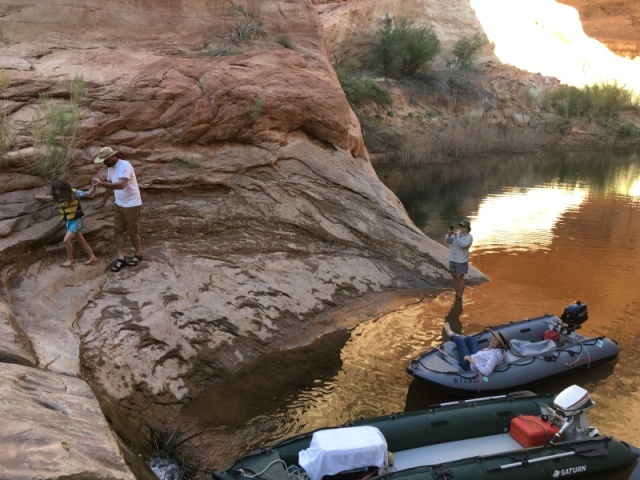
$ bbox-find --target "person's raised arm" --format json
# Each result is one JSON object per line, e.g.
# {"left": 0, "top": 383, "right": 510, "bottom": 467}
{"left": 457, "top": 233, "right": 473, "bottom": 249}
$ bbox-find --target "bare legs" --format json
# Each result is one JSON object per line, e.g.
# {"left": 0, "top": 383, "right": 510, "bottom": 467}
{"left": 61, "top": 231, "right": 97, "bottom": 267}
{"left": 61, "top": 231, "right": 76, "bottom": 267}
{"left": 115, "top": 232, "right": 126, "bottom": 261}
{"left": 77, "top": 234, "right": 98, "bottom": 265}
{"left": 444, "top": 322, "right": 455, "bottom": 337}
{"left": 450, "top": 272, "right": 466, "bottom": 299}
{"left": 131, "top": 232, "right": 142, "bottom": 257}
{"left": 115, "top": 232, "right": 142, "bottom": 259}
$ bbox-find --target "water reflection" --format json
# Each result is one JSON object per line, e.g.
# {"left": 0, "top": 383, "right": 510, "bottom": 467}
{"left": 473, "top": 185, "right": 586, "bottom": 253}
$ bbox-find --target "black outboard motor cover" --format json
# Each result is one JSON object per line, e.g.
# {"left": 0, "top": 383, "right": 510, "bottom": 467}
{"left": 561, "top": 301, "right": 588, "bottom": 330}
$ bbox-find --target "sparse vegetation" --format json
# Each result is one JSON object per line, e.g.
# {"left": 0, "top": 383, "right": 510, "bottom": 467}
{"left": 0, "top": 68, "right": 10, "bottom": 91}
{"left": 31, "top": 75, "right": 83, "bottom": 179}
{"left": 371, "top": 14, "right": 441, "bottom": 78}
{"left": 201, "top": 45, "right": 241, "bottom": 57}
{"left": 200, "top": 3, "right": 266, "bottom": 57}
{"left": 275, "top": 35, "right": 294, "bottom": 49}
{"left": 546, "top": 81, "right": 639, "bottom": 120}
{"left": 197, "top": 75, "right": 208, "bottom": 91}
{"left": 249, "top": 96, "right": 266, "bottom": 120}
{"left": 335, "top": 57, "right": 392, "bottom": 110}
{"left": 149, "top": 428, "right": 199, "bottom": 480}
{"left": 619, "top": 122, "right": 637, "bottom": 137}
{"left": 227, "top": 4, "right": 267, "bottom": 45}
{"left": 0, "top": 115, "right": 12, "bottom": 166}
{"left": 450, "top": 33, "right": 488, "bottom": 70}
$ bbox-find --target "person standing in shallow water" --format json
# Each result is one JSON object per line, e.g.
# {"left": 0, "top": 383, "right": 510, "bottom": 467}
{"left": 92, "top": 146, "right": 143, "bottom": 273}
{"left": 36, "top": 179, "right": 98, "bottom": 268}
{"left": 444, "top": 219, "right": 473, "bottom": 300}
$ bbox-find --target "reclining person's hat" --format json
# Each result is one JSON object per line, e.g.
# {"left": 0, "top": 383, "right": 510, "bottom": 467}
{"left": 93, "top": 146, "right": 119, "bottom": 164}
{"left": 490, "top": 330, "right": 510, "bottom": 348}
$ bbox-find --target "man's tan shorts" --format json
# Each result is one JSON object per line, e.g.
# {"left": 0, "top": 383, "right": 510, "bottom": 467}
{"left": 113, "top": 205, "right": 141, "bottom": 234}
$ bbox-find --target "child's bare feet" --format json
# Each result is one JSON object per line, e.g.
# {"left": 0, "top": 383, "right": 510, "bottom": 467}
{"left": 84, "top": 256, "right": 98, "bottom": 266}
{"left": 61, "top": 260, "right": 74, "bottom": 268}
{"left": 444, "top": 322, "right": 454, "bottom": 337}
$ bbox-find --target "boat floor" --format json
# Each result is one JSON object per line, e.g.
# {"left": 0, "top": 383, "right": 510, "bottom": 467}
{"left": 390, "top": 433, "right": 523, "bottom": 470}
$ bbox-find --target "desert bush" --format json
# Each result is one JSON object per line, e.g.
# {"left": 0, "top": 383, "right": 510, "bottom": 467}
{"left": 371, "top": 14, "right": 440, "bottom": 78}
{"left": 0, "top": 115, "right": 11, "bottom": 165}
{"left": 275, "top": 35, "right": 294, "bottom": 49}
{"left": 391, "top": 122, "right": 547, "bottom": 165}
{"left": 148, "top": 428, "right": 199, "bottom": 480}
{"left": 248, "top": 97, "right": 266, "bottom": 120}
{"left": 547, "top": 81, "right": 638, "bottom": 119}
{"left": 619, "top": 122, "right": 637, "bottom": 137}
{"left": 227, "top": 4, "right": 267, "bottom": 45}
{"left": 31, "top": 75, "right": 83, "bottom": 179}
{"left": 450, "top": 32, "right": 488, "bottom": 70}
{"left": 335, "top": 57, "right": 392, "bottom": 110}
{"left": 201, "top": 45, "right": 241, "bottom": 57}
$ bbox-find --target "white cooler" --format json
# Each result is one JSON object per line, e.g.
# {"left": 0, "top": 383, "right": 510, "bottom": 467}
{"left": 298, "top": 426, "right": 388, "bottom": 480}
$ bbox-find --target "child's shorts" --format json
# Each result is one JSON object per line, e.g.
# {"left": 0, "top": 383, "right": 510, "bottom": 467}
{"left": 66, "top": 218, "right": 84, "bottom": 233}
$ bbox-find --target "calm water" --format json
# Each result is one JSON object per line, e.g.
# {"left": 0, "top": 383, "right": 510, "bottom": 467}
{"left": 170, "top": 151, "right": 640, "bottom": 472}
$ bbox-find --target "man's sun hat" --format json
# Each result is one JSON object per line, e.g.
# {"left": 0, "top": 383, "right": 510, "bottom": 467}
{"left": 459, "top": 219, "right": 471, "bottom": 228}
{"left": 490, "top": 330, "right": 510, "bottom": 349}
{"left": 93, "top": 146, "right": 119, "bottom": 164}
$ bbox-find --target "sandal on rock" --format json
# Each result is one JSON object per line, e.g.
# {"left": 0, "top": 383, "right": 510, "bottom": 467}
{"left": 127, "top": 254, "right": 142, "bottom": 267}
{"left": 110, "top": 258, "right": 127, "bottom": 272}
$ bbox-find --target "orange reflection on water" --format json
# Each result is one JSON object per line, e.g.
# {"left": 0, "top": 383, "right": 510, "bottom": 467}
{"left": 471, "top": 184, "right": 587, "bottom": 252}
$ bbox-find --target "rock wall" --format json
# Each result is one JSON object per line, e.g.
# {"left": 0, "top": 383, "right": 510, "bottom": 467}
{"left": 559, "top": 0, "right": 640, "bottom": 59}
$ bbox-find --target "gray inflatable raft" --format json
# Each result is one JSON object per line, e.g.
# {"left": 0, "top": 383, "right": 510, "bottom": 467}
{"left": 406, "top": 301, "right": 620, "bottom": 395}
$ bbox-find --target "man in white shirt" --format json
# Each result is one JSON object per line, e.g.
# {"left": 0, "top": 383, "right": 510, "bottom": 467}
{"left": 92, "top": 146, "right": 143, "bottom": 272}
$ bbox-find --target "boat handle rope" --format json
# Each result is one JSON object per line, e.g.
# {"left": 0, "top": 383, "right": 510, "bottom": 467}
{"left": 238, "top": 459, "right": 288, "bottom": 478}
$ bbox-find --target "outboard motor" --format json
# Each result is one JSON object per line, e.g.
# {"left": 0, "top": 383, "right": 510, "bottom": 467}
{"left": 560, "top": 301, "right": 589, "bottom": 332}
{"left": 549, "top": 384, "right": 596, "bottom": 443}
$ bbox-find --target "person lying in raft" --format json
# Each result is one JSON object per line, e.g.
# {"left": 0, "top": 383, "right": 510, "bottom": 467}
{"left": 443, "top": 322, "right": 510, "bottom": 376}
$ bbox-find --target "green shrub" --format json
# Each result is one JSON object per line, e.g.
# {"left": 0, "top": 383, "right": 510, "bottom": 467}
{"left": 371, "top": 14, "right": 441, "bottom": 78}
{"left": 275, "top": 36, "right": 294, "bottom": 49}
{"left": 201, "top": 45, "right": 240, "bottom": 57}
{"left": 619, "top": 122, "right": 637, "bottom": 137}
{"left": 450, "top": 33, "right": 488, "bottom": 70}
{"left": 0, "top": 114, "right": 12, "bottom": 165}
{"left": 584, "top": 82, "right": 638, "bottom": 118}
{"left": 227, "top": 4, "right": 267, "bottom": 45}
{"left": 31, "top": 75, "right": 83, "bottom": 179}
{"left": 335, "top": 57, "right": 392, "bottom": 110}
{"left": 249, "top": 97, "right": 266, "bottom": 120}
{"left": 547, "top": 81, "right": 638, "bottom": 119}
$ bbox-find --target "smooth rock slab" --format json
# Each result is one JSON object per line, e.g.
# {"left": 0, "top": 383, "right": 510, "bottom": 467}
{"left": 0, "top": 363, "right": 135, "bottom": 480}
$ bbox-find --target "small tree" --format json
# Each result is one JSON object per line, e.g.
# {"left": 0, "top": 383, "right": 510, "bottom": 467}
{"left": 450, "top": 32, "right": 488, "bottom": 69}
{"left": 31, "top": 75, "right": 83, "bottom": 179}
{"left": 371, "top": 14, "right": 441, "bottom": 78}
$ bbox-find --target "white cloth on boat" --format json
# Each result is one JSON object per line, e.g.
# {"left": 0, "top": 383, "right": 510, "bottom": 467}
{"left": 298, "top": 426, "right": 388, "bottom": 480}
{"left": 509, "top": 338, "right": 557, "bottom": 357}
